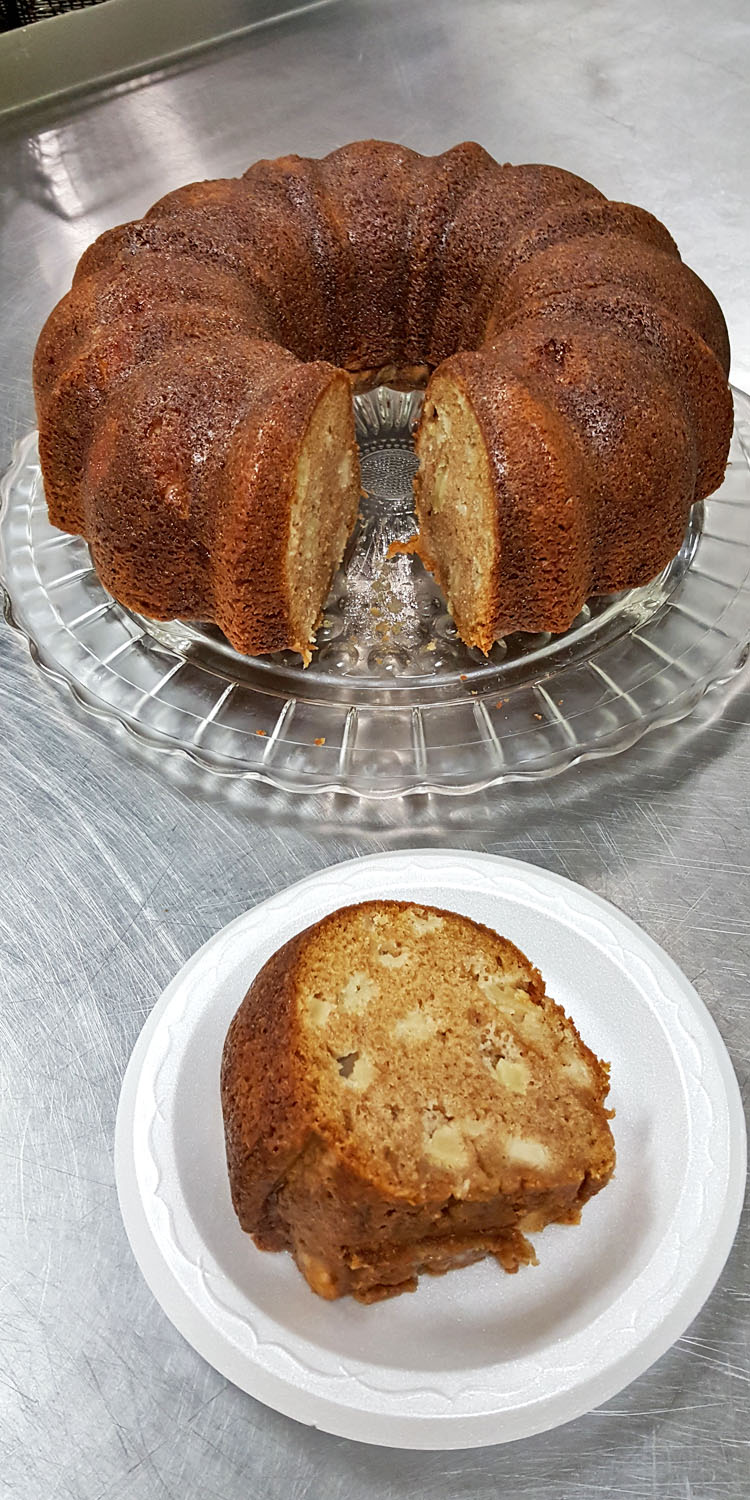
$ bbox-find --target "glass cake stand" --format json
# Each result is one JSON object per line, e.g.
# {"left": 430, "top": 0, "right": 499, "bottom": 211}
{"left": 3, "top": 388, "right": 750, "bottom": 797}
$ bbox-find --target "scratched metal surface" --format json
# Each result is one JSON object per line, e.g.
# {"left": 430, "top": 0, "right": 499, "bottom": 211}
{"left": 1, "top": 1, "right": 749, "bottom": 1495}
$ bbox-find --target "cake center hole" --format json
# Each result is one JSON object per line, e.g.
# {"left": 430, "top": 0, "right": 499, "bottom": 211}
{"left": 359, "top": 446, "right": 419, "bottom": 505}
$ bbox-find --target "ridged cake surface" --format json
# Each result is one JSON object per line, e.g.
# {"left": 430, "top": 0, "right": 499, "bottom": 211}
{"left": 33, "top": 141, "right": 732, "bottom": 658}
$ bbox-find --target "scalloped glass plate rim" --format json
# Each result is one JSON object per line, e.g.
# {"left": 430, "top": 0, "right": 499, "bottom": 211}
{"left": 2, "top": 389, "right": 750, "bottom": 796}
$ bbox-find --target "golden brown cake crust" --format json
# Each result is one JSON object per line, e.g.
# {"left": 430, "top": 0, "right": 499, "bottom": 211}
{"left": 79, "top": 340, "right": 353, "bottom": 654}
{"left": 34, "top": 140, "right": 732, "bottom": 659}
{"left": 221, "top": 900, "right": 615, "bottom": 1303}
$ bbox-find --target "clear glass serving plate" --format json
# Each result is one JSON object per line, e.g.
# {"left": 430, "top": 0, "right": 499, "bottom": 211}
{"left": 3, "top": 387, "right": 750, "bottom": 797}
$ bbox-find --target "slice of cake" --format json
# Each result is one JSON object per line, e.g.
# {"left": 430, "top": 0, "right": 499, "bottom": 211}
{"left": 221, "top": 900, "right": 615, "bottom": 1303}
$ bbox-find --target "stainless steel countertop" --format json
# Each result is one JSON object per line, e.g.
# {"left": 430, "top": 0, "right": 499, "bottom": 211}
{"left": 1, "top": 2, "right": 748, "bottom": 1495}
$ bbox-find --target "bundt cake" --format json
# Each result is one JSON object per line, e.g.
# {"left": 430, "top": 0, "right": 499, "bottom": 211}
{"left": 33, "top": 141, "right": 733, "bottom": 661}
{"left": 220, "top": 900, "right": 615, "bottom": 1303}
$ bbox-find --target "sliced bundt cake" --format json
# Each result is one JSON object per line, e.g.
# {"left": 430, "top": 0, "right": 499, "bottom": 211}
{"left": 33, "top": 141, "right": 732, "bottom": 661}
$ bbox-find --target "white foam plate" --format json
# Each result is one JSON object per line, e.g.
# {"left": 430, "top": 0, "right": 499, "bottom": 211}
{"left": 115, "top": 850, "right": 746, "bottom": 1449}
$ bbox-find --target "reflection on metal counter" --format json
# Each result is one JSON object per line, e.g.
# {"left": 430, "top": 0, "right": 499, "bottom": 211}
{"left": 0, "top": 2, "right": 749, "bottom": 1497}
